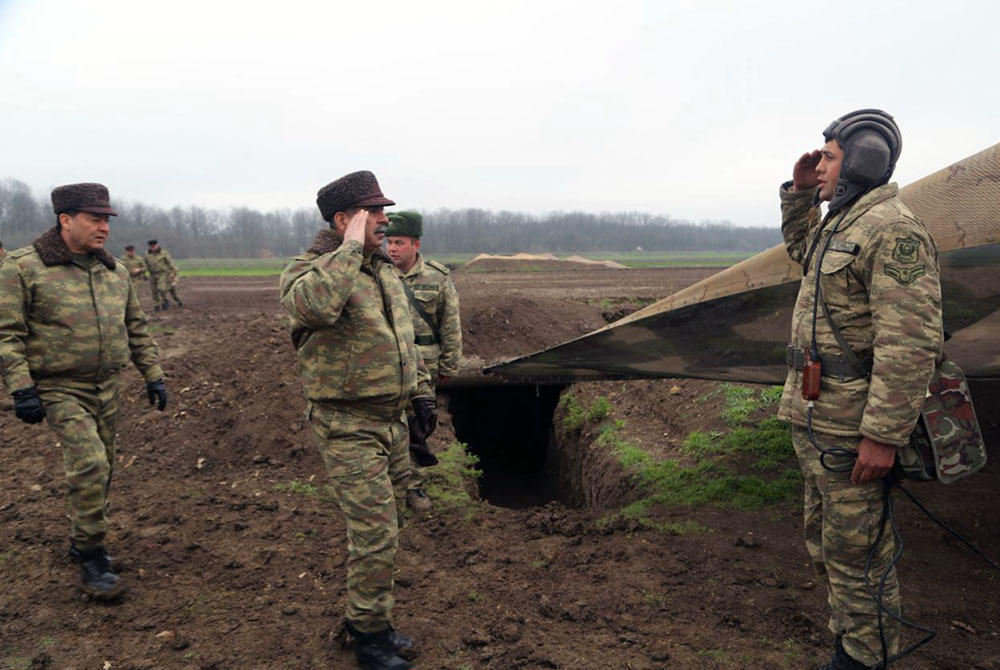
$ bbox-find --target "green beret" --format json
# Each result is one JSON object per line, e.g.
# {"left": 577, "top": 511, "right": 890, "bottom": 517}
{"left": 386, "top": 210, "right": 423, "bottom": 238}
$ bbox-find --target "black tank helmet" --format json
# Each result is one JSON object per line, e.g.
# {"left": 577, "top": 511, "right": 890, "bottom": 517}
{"left": 821, "top": 108, "right": 902, "bottom": 213}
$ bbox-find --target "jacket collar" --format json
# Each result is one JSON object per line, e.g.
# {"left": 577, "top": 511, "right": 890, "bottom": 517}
{"left": 32, "top": 226, "right": 116, "bottom": 270}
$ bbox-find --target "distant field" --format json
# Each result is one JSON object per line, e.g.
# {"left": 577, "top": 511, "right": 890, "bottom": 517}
{"left": 175, "top": 251, "right": 756, "bottom": 276}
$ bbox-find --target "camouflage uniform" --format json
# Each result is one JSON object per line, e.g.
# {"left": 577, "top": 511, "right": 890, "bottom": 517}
{"left": 144, "top": 246, "right": 182, "bottom": 307}
{"left": 0, "top": 227, "right": 163, "bottom": 550}
{"left": 779, "top": 182, "right": 943, "bottom": 666}
{"left": 280, "top": 228, "right": 431, "bottom": 633}
{"left": 121, "top": 252, "right": 147, "bottom": 281}
{"left": 396, "top": 254, "right": 462, "bottom": 384}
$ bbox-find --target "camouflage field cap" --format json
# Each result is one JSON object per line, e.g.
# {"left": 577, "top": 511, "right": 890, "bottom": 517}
{"left": 51, "top": 182, "right": 118, "bottom": 216}
{"left": 386, "top": 210, "right": 423, "bottom": 238}
{"left": 316, "top": 170, "right": 395, "bottom": 222}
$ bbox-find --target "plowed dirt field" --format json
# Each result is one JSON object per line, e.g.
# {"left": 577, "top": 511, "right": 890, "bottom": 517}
{"left": 1, "top": 267, "right": 997, "bottom": 670}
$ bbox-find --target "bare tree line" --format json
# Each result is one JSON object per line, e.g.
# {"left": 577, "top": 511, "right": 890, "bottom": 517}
{"left": 0, "top": 178, "right": 778, "bottom": 257}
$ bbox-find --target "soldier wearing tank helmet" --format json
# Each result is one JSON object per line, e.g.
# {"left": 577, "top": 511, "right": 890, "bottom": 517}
{"left": 779, "top": 110, "right": 943, "bottom": 669}
{"left": 279, "top": 171, "right": 435, "bottom": 670}
{"left": 0, "top": 183, "right": 168, "bottom": 601}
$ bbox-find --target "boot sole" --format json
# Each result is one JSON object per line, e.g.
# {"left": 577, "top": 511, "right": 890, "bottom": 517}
{"left": 79, "top": 582, "right": 128, "bottom": 602}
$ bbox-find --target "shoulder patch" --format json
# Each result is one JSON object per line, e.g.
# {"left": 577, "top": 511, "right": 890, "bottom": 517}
{"left": 891, "top": 237, "right": 920, "bottom": 264}
{"left": 426, "top": 259, "right": 450, "bottom": 275}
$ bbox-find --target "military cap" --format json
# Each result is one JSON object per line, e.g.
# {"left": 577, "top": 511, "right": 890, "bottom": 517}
{"left": 148, "top": 239, "right": 158, "bottom": 246}
{"left": 316, "top": 170, "right": 395, "bottom": 222}
{"left": 51, "top": 182, "right": 118, "bottom": 216}
{"left": 125, "top": 245, "right": 135, "bottom": 251}
{"left": 386, "top": 211, "right": 423, "bottom": 238}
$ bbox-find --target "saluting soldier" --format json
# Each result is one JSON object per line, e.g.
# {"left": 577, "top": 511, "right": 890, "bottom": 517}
{"left": 385, "top": 211, "right": 462, "bottom": 511}
{"left": 144, "top": 239, "right": 182, "bottom": 310}
{"left": 121, "top": 244, "right": 147, "bottom": 281}
{"left": 779, "top": 110, "right": 943, "bottom": 670}
{"left": 279, "top": 171, "right": 436, "bottom": 670}
{"left": 0, "top": 183, "right": 168, "bottom": 601}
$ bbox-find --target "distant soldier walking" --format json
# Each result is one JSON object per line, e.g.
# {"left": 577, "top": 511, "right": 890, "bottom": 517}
{"left": 779, "top": 111, "right": 942, "bottom": 669}
{"left": 121, "top": 244, "right": 147, "bottom": 281}
{"left": 0, "top": 183, "right": 168, "bottom": 601}
{"left": 280, "top": 171, "right": 435, "bottom": 670}
{"left": 386, "top": 211, "right": 462, "bottom": 511}
{"left": 144, "top": 239, "right": 182, "bottom": 310}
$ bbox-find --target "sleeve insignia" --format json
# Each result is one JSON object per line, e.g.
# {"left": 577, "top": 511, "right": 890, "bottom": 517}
{"left": 891, "top": 237, "right": 920, "bottom": 264}
{"left": 884, "top": 263, "right": 926, "bottom": 285}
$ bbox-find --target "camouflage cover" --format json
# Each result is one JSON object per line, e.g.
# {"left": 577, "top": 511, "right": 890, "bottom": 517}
{"left": 899, "top": 359, "right": 987, "bottom": 483}
{"left": 488, "top": 143, "right": 1000, "bottom": 384}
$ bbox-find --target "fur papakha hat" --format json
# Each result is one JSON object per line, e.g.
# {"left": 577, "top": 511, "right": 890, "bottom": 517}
{"left": 51, "top": 183, "right": 118, "bottom": 216}
{"left": 316, "top": 170, "right": 395, "bottom": 222}
{"left": 386, "top": 211, "right": 423, "bottom": 238}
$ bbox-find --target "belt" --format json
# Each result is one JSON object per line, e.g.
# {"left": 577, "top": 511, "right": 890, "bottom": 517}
{"left": 414, "top": 335, "right": 438, "bottom": 346}
{"left": 786, "top": 345, "right": 872, "bottom": 381}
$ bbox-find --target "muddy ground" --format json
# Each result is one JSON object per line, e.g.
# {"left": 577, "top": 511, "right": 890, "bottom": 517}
{"left": 1, "top": 267, "right": 998, "bottom": 670}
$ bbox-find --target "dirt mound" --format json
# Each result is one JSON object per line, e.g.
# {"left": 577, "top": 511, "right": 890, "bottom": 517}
{"left": 0, "top": 274, "right": 997, "bottom": 669}
{"left": 461, "top": 252, "right": 627, "bottom": 272}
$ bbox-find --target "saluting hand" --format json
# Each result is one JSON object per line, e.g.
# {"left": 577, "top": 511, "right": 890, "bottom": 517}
{"left": 343, "top": 209, "right": 368, "bottom": 245}
{"left": 792, "top": 150, "right": 822, "bottom": 191}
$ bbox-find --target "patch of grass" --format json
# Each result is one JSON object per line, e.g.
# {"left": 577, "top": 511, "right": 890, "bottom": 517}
{"left": 424, "top": 441, "right": 483, "bottom": 512}
{"left": 700, "top": 649, "right": 727, "bottom": 661}
{"left": 561, "top": 393, "right": 612, "bottom": 433}
{"left": 274, "top": 480, "right": 319, "bottom": 497}
{"left": 175, "top": 258, "right": 289, "bottom": 277}
{"left": 720, "top": 384, "right": 785, "bottom": 427}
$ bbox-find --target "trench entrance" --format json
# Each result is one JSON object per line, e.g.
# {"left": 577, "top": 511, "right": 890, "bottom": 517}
{"left": 442, "top": 384, "right": 567, "bottom": 508}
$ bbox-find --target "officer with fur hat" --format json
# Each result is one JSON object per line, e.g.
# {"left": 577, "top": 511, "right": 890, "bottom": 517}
{"left": 0, "top": 183, "right": 168, "bottom": 601}
{"left": 779, "top": 111, "right": 942, "bottom": 669}
{"left": 279, "top": 171, "right": 435, "bottom": 670}
{"left": 385, "top": 210, "right": 462, "bottom": 512}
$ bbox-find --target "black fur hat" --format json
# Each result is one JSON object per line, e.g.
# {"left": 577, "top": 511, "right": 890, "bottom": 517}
{"left": 316, "top": 171, "right": 395, "bottom": 222}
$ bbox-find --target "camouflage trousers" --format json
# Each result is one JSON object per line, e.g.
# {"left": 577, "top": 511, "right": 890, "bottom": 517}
{"left": 307, "top": 400, "right": 411, "bottom": 632}
{"left": 149, "top": 274, "right": 181, "bottom": 305}
{"left": 37, "top": 377, "right": 121, "bottom": 551}
{"left": 791, "top": 426, "right": 900, "bottom": 666}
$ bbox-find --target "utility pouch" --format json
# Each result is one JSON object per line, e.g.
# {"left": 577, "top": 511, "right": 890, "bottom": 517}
{"left": 801, "top": 356, "right": 821, "bottom": 400}
{"left": 896, "top": 359, "right": 987, "bottom": 484}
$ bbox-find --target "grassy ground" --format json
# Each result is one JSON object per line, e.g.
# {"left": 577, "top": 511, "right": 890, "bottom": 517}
{"left": 174, "top": 251, "right": 754, "bottom": 276}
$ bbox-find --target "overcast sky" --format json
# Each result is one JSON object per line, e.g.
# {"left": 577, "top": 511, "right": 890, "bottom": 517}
{"left": 1, "top": 0, "right": 997, "bottom": 227}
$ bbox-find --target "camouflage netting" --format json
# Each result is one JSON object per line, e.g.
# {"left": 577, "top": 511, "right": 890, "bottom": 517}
{"left": 488, "top": 143, "right": 1000, "bottom": 383}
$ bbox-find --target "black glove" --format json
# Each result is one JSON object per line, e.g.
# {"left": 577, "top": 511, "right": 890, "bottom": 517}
{"left": 411, "top": 395, "right": 437, "bottom": 438}
{"left": 146, "top": 379, "right": 168, "bottom": 411}
{"left": 408, "top": 420, "right": 439, "bottom": 467}
{"left": 12, "top": 387, "right": 46, "bottom": 424}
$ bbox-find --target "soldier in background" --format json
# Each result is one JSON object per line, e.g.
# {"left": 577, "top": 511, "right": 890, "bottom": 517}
{"left": 144, "top": 239, "right": 182, "bottom": 310}
{"left": 779, "top": 111, "right": 942, "bottom": 669}
{"left": 121, "top": 244, "right": 147, "bottom": 281}
{"left": 0, "top": 183, "right": 168, "bottom": 601}
{"left": 280, "top": 171, "right": 435, "bottom": 670}
{"left": 385, "top": 211, "right": 462, "bottom": 512}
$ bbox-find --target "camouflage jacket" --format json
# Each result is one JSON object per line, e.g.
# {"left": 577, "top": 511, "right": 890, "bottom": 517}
{"left": 144, "top": 247, "right": 177, "bottom": 277}
{"left": 122, "top": 253, "right": 147, "bottom": 280}
{"left": 778, "top": 183, "right": 943, "bottom": 447}
{"left": 396, "top": 254, "right": 462, "bottom": 380}
{"left": 0, "top": 227, "right": 164, "bottom": 392}
{"left": 279, "top": 229, "right": 431, "bottom": 412}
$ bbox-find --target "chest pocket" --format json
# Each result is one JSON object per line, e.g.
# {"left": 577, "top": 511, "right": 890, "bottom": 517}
{"left": 818, "top": 250, "right": 859, "bottom": 310}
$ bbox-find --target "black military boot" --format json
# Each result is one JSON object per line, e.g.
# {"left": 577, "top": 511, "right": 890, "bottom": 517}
{"left": 818, "top": 636, "right": 874, "bottom": 670}
{"left": 153, "top": 304, "right": 161, "bottom": 312}
{"left": 69, "top": 545, "right": 126, "bottom": 601}
{"left": 161, "top": 300, "right": 169, "bottom": 310}
{"left": 344, "top": 621, "right": 414, "bottom": 670}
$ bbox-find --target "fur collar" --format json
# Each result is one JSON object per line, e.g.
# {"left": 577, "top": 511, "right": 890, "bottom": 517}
{"left": 306, "top": 228, "right": 393, "bottom": 265}
{"left": 32, "top": 226, "right": 116, "bottom": 270}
